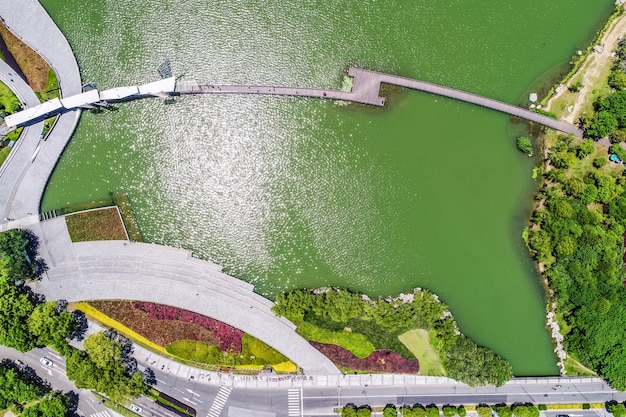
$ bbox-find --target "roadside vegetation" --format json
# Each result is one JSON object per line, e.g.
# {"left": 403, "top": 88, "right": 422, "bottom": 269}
{"left": 0, "top": 229, "right": 153, "bottom": 409}
{"left": 82, "top": 300, "right": 296, "bottom": 372}
{"left": 0, "top": 362, "right": 74, "bottom": 416}
{"left": 527, "top": 33, "right": 626, "bottom": 389}
{"left": 273, "top": 288, "right": 512, "bottom": 386}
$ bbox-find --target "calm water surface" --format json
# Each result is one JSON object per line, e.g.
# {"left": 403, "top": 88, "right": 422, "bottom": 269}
{"left": 39, "top": 0, "right": 614, "bottom": 375}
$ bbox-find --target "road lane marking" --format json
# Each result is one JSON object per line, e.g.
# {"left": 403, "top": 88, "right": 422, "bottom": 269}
{"left": 206, "top": 386, "right": 231, "bottom": 417}
{"left": 288, "top": 388, "right": 302, "bottom": 417}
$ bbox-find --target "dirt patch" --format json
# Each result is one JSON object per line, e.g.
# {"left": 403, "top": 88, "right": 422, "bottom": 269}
{"left": 547, "top": 5, "right": 626, "bottom": 123}
{"left": 0, "top": 22, "right": 49, "bottom": 91}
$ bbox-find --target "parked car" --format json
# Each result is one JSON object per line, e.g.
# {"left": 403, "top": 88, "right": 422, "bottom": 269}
{"left": 39, "top": 357, "right": 53, "bottom": 367}
{"left": 129, "top": 404, "right": 142, "bottom": 413}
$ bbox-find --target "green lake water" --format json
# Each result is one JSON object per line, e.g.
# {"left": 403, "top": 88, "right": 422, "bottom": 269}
{"left": 39, "top": 0, "right": 615, "bottom": 375}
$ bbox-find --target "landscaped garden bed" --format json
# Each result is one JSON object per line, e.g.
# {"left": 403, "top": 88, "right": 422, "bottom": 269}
{"left": 65, "top": 207, "right": 128, "bottom": 242}
{"left": 310, "top": 341, "right": 418, "bottom": 373}
{"left": 85, "top": 301, "right": 296, "bottom": 372}
{"left": 273, "top": 288, "right": 513, "bottom": 386}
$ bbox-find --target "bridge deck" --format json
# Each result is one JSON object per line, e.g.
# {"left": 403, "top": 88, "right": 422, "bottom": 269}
{"left": 175, "top": 67, "right": 582, "bottom": 137}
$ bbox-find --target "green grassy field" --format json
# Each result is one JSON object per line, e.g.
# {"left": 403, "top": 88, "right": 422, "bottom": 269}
{"left": 296, "top": 321, "right": 375, "bottom": 359}
{"left": 398, "top": 329, "right": 445, "bottom": 376}
{"left": 0, "top": 80, "right": 20, "bottom": 113}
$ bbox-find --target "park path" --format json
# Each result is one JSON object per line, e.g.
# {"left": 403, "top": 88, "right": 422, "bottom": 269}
{"left": 0, "top": 0, "right": 82, "bottom": 220}
{"left": 30, "top": 217, "right": 341, "bottom": 375}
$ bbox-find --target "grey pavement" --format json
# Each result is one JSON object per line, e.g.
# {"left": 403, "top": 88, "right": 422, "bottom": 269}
{"left": 0, "top": 0, "right": 82, "bottom": 220}
{"left": 30, "top": 226, "right": 341, "bottom": 376}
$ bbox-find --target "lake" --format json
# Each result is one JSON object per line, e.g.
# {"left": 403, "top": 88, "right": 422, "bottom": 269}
{"left": 39, "top": 0, "right": 615, "bottom": 375}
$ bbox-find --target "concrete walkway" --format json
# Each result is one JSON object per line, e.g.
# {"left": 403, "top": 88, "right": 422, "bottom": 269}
{"left": 0, "top": 0, "right": 83, "bottom": 220}
{"left": 30, "top": 217, "right": 341, "bottom": 375}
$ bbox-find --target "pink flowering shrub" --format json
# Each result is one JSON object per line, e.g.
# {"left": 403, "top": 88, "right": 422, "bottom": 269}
{"left": 132, "top": 302, "right": 243, "bottom": 352}
{"left": 310, "top": 342, "right": 419, "bottom": 373}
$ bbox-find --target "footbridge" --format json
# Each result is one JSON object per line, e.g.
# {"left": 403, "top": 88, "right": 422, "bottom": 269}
{"left": 175, "top": 67, "right": 583, "bottom": 137}
{"left": 4, "top": 68, "right": 582, "bottom": 137}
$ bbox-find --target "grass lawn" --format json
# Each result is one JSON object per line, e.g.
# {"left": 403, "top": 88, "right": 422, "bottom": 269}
{"left": 0, "top": 146, "right": 10, "bottom": 167}
{"left": 0, "top": 80, "right": 20, "bottom": 113}
{"left": 165, "top": 335, "right": 293, "bottom": 369}
{"left": 564, "top": 353, "right": 597, "bottom": 376}
{"left": 398, "top": 328, "right": 445, "bottom": 376}
{"left": 65, "top": 207, "right": 128, "bottom": 242}
{"left": 35, "top": 69, "right": 60, "bottom": 102}
{"left": 296, "top": 320, "right": 374, "bottom": 359}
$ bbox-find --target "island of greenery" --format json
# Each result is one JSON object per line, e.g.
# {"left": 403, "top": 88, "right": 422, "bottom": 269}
{"left": 272, "top": 287, "right": 513, "bottom": 386}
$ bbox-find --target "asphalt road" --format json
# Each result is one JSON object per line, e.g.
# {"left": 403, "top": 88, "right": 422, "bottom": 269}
{"left": 0, "top": 345, "right": 118, "bottom": 417}
{"left": 2, "top": 342, "right": 626, "bottom": 417}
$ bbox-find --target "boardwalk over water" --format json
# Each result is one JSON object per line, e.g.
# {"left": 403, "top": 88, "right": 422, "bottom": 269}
{"left": 176, "top": 67, "right": 583, "bottom": 137}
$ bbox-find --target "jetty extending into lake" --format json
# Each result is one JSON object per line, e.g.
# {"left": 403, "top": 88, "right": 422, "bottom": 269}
{"left": 4, "top": 67, "right": 583, "bottom": 137}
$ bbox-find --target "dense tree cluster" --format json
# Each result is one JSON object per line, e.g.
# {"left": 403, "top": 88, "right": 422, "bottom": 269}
{"left": 0, "top": 230, "right": 37, "bottom": 286}
{"left": 0, "top": 362, "right": 73, "bottom": 416}
{"left": 273, "top": 288, "right": 512, "bottom": 386}
{"left": 528, "top": 133, "right": 626, "bottom": 389}
{"left": 66, "top": 332, "right": 148, "bottom": 403}
{"left": 587, "top": 39, "right": 626, "bottom": 139}
{"left": 0, "top": 229, "right": 149, "bottom": 404}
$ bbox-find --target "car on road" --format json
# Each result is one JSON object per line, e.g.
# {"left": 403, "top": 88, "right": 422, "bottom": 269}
{"left": 556, "top": 415, "right": 570, "bottom": 417}
{"left": 39, "top": 357, "right": 53, "bottom": 367}
{"left": 129, "top": 404, "right": 142, "bottom": 413}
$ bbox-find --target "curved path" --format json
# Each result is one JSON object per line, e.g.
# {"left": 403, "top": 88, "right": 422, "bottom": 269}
{"left": 0, "top": 0, "right": 82, "bottom": 220}
{"left": 30, "top": 218, "right": 340, "bottom": 375}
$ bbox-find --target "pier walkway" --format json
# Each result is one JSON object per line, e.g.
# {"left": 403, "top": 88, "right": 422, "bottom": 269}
{"left": 176, "top": 67, "right": 583, "bottom": 137}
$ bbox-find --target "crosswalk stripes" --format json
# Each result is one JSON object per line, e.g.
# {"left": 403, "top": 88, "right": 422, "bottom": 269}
{"left": 90, "top": 411, "right": 111, "bottom": 417}
{"left": 288, "top": 388, "right": 302, "bottom": 417}
{"left": 206, "top": 386, "right": 232, "bottom": 417}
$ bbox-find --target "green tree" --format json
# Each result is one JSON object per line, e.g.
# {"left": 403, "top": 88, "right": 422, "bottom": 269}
{"left": 27, "top": 301, "right": 75, "bottom": 352}
{"left": 0, "top": 230, "right": 33, "bottom": 286}
{"left": 575, "top": 140, "right": 595, "bottom": 159}
{"left": 426, "top": 405, "right": 439, "bottom": 417}
{"left": 587, "top": 111, "right": 618, "bottom": 138}
{"left": 609, "top": 70, "right": 626, "bottom": 90}
{"left": 516, "top": 137, "right": 533, "bottom": 155}
{"left": 442, "top": 405, "right": 457, "bottom": 417}
{"left": 458, "top": 406, "right": 466, "bottom": 417}
{"left": 493, "top": 404, "right": 512, "bottom": 417}
{"left": 476, "top": 405, "right": 492, "bottom": 417}
{"left": 357, "top": 406, "right": 372, "bottom": 417}
{"left": 84, "top": 332, "right": 122, "bottom": 369}
{"left": 342, "top": 405, "right": 358, "bottom": 417}
{"left": 20, "top": 393, "right": 70, "bottom": 417}
{"left": 609, "top": 402, "right": 626, "bottom": 417}
{"left": 0, "top": 285, "right": 36, "bottom": 351}
{"left": 384, "top": 405, "right": 398, "bottom": 417}
{"left": 593, "top": 157, "right": 607, "bottom": 168}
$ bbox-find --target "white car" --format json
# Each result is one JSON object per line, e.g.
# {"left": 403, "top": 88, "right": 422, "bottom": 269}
{"left": 39, "top": 357, "right": 53, "bottom": 367}
{"left": 129, "top": 404, "right": 142, "bottom": 413}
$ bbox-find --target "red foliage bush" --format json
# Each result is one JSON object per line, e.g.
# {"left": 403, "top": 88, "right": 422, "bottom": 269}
{"left": 132, "top": 302, "right": 243, "bottom": 352}
{"left": 310, "top": 342, "right": 419, "bottom": 373}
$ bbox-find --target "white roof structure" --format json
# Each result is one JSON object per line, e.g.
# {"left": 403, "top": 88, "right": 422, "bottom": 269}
{"left": 137, "top": 77, "right": 176, "bottom": 95}
{"left": 60, "top": 89, "right": 100, "bottom": 109}
{"left": 99, "top": 86, "right": 140, "bottom": 101}
{"left": 5, "top": 98, "right": 62, "bottom": 128}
